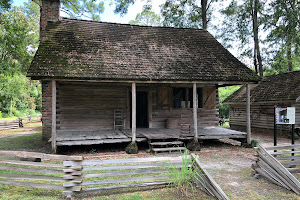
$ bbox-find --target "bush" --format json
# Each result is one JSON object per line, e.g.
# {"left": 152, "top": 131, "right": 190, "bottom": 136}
{"left": 12, "top": 107, "right": 24, "bottom": 117}
{"left": 165, "top": 151, "right": 197, "bottom": 197}
{"left": 0, "top": 111, "right": 2, "bottom": 119}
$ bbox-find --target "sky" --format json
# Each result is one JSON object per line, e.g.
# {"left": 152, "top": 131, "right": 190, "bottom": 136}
{"left": 12, "top": 0, "right": 162, "bottom": 24}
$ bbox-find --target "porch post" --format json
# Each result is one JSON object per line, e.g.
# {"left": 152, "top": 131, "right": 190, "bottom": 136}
{"left": 185, "top": 88, "right": 189, "bottom": 108}
{"left": 187, "top": 83, "right": 201, "bottom": 151}
{"left": 51, "top": 80, "right": 57, "bottom": 153}
{"left": 246, "top": 84, "right": 251, "bottom": 145}
{"left": 132, "top": 82, "right": 136, "bottom": 142}
{"left": 125, "top": 82, "right": 138, "bottom": 154}
{"left": 193, "top": 83, "right": 198, "bottom": 140}
{"left": 148, "top": 88, "right": 153, "bottom": 128}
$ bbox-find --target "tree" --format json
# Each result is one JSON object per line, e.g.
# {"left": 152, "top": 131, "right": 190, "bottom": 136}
{"left": 129, "top": 5, "right": 161, "bottom": 26}
{"left": 0, "top": 0, "right": 11, "bottom": 12}
{"left": 264, "top": 0, "right": 300, "bottom": 73}
{"left": 160, "top": 0, "right": 216, "bottom": 29}
{"left": 220, "top": 0, "right": 265, "bottom": 77}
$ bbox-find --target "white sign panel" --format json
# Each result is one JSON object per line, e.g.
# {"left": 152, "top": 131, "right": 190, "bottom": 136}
{"left": 275, "top": 107, "right": 296, "bottom": 125}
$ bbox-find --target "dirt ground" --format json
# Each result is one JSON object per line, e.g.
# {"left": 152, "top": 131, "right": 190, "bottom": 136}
{"left": 1, "top": 124, "right": 299, "bottom": 199}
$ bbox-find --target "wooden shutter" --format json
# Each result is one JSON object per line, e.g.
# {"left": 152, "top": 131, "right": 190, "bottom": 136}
{"left": 203, "top": 87, "right": 216, "bottom": 109}
{"left": 158, "top": 87, "right": 173, "bottom": 108}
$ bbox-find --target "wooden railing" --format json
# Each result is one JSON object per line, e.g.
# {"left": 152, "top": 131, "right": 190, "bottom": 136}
{"left": 0, "top": 150, "right": 229, "bottom": 199}
{"left": 0, "top": 114, "right": 42, "bottom": 131}
{"left": 0, "top": 150, "right": 82, "bottom": 194}
{"left": 252, "top": 144, "right": 300, "bottom": 194}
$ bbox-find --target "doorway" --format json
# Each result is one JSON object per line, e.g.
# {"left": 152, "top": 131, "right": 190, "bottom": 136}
{"left": 136, "top": 91, "right": 148, "bottom": 128}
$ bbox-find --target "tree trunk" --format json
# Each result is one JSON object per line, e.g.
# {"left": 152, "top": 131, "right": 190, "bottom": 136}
{"left": 253, "top": 46, "right": 258, "bottom": 74}
{"left": 201, "top": 0, "right": 207, "bottom": 30}
{"left": 252, "top": 0, "right": 263, "bottom": 77}
{"left": 287, "top": 37, "right": 292, "bottom": 71}
{"left": 9, "top": 98, "right": 13, "bottom": 117}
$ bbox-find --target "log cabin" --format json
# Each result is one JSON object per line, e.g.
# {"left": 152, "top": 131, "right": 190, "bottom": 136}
{"left": 27, "top": 0, "right": 260, "bottom": 153}
{"left": 224, "top": 71, "right": 300, "bottom": 135}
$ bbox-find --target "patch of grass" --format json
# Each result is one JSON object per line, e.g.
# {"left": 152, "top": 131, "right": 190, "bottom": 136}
{"left": 24, "top": 122, "right": 42, "bottom": 128}
{"left": 220, "top": 122, "right": 230, "bottom": 128}
{"left": 0, "top": 133, "right": 50, "bottom": 153}
{"left": 165, "top": 151, "right": 197, "bottom": 197}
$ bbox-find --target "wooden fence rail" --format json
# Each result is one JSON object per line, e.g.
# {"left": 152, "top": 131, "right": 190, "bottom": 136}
{"left": 0, "top": 114, "right": 42, "bottom": 131}
{"left": 0, "top": 150, "right": 82, "bottom": 193}
{"left": 252, "top": 144, "right": 300, "bottom": 194}
{"left": 0, "top": 150, "right": 228, "bottom": 199}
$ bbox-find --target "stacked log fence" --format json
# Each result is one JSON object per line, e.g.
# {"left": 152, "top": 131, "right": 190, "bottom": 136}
{"left": 0, "top": 114, "right": 42, "bottom": 131}
{"left": 0, "top": 150, "right": 82, "bottom": 194}
{"left": 0, "top": 150, "right": 228, "bottom": 199}
{"left": 252, "top": 144, "right": 300, "bottom": 194}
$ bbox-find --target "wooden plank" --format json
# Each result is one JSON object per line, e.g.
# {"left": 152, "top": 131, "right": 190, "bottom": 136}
{"left": 193, "top": 83, "right": 198, "bottom": 140}
{"left": 265, "top": 145, "right": 300, "bottom": 151}
{"left": 270, "top": 156, "right": 300, "bottom": 161}
{"left": 0, "top": 160, "right": 62, "bottom": 168}
{"left": 0, "top": 173, "right": 64, "bottom": 182}
{"left": 0, "top": 165, "right": 64, "bottom": 174}
{"left": 257, "top": 144, "right": 300, "bottom": 194}
{"left": 246, "top": 84, "right": 251, "bottom": 145}
{"left": 81, "top": 169, "right": 167, "bottom": 179}
{"left": 270, "top": 150, "right": 300, "bottom": 156}
{"left": 148, "top": 88, "right": 153, "bottom": 128}
{"left": 52, "top": 80, "right": 57, "bottom": 153}
{"left": 150, "top": 141, "right": 183, "bottom": 146}
{"left": 152, "top": 147, "right": 186, "bottom": 152}
{"left": 0, "top": 180, "right": 64, "bottom": 190}
{"left": 280, "top": 160, "right": 300, "bottom": 167}
{"left": 64, "top": 156, "right": 185, "bottom": 166}
{"left": 191, "top": 153, "right": 229, "bottom": 200}
{"left": 82, "top": 162, "right": 182, "bottom": 172}
{"left": 0, "top": 150, "right": 83, "bottom": 161}
{"left": 78, "top": 181, "right": 171, "bottom": 194}
{"left": 64, "top": 175, "right": 169, "bottom": 187}
{"left": 132, "top": 82, "right": 136, "bottom": 142}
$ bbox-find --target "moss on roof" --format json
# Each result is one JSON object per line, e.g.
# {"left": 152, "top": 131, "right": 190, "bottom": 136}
{"left": 28, "top": 18, "right": 260, "bottom": 82}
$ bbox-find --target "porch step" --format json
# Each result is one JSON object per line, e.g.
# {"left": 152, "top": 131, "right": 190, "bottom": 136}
{"left": 150, "top": 141, "right": 184, "bottom": 146}
{"left": 152, "top": 147, "right": 186, "bottom": 153}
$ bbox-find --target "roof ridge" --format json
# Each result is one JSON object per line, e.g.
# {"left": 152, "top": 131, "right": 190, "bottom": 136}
{"left": 60, "top": 17, "right": 207, "bottom": 31}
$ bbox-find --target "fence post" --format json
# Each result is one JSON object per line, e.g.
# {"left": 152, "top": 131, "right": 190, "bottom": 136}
{"left": 63, "top": 160, "right": 83, "bottom": 199}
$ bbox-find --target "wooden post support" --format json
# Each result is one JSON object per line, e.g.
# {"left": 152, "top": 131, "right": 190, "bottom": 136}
{"left": 132, "top": 82, "right": 136, "bottom": 142}
{"left": 51, "top": 80, "right": 57, "bottom": 153}
{"left": 126, "top": 87, "right": 130, "bottom": 129}
{"left": 246, "top": 84, "right": 251, "bottom": 145}
{"left": 148, "top": 89, "right": 152, "bottom": 128}
{"left": 193, "top": 83, "right": 198, "bottom": 141}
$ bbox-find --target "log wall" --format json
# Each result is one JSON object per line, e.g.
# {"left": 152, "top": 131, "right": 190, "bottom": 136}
{"left": 56, "top": 83, "right": 128, "bottom": 131}
{"left": 229, "top": 102, "right": 300, "bottom": 133}
{"left": 151, "top": 87, "right": 219, "bottom": 128}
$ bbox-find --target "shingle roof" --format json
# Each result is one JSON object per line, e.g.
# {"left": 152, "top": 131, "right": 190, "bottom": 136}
{"left": 27, "top": 18, "right": 260, "bottom": 82}
{"left": 224, "top": 71, "right": 300, "bottom": 104}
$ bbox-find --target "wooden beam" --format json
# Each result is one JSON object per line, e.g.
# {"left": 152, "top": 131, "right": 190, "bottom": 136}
{"left": 193, "top": 83, "right": 198, "bottom": 140}
{"left": 246, "top": 84, "right": 251, "bottom": 145}
{"left": 185, "top": 88, "right": 189, "bottom": 108}
{"left": 126, "top": 87, "right": 130, "bottom": 129}
{"left": 148, "top": 89, "right": 152, "bottom": 128}
{"left": 51, "top": 80, "right": 57, "bottom": 153}
{"left": 132, "top": 82, "right": 136, "bottom": 142}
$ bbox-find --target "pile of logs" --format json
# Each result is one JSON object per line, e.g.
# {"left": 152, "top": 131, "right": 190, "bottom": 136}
{"left": 252, "top": 144, "right": 300, "bottom": 194}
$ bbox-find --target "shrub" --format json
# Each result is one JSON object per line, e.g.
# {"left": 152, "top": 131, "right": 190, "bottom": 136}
{"left": 166, "top": 150, "right": 197, "bottom": 197}
{"left": 0, "top": 111, "right": 2, "bottom": 119}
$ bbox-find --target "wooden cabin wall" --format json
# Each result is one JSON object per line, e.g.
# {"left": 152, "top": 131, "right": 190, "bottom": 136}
{"left": 292, "top": 102, "right": 300, "bottom": 126}
{"left": 151, "top": 87, "right": 219, "bottom": 128}
{"left": 56, "top": 83, "right": 128, "bottom": 131}
{"left": 229, "top": 104, "right": 296, "bottom": 133}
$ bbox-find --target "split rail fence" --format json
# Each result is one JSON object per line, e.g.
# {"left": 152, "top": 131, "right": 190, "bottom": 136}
{"left": 0, "top": 114, "right": 42, "bottom": 131}
{"left": 252, "top": 144, "right": 300, "bottom": 194}
{"left": 0, "top": 150, "right": 229, "bottom": 199}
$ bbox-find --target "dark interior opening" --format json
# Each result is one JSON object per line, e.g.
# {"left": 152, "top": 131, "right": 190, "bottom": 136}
{"left": 136, "top": 91, "right": 148, "bottom": 128}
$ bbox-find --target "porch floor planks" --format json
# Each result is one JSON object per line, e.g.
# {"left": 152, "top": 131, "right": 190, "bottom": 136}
{"left": 56, "top": 127, "right": 246, "bottom": 146}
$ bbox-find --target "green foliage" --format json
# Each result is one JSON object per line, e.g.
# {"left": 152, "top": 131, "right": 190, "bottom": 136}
{"left": 0, "top": 2, "right": 41, "bottom": 117}
{"left": 160, "top": 0, "right": 203, "bottom": 28}
{"left": 166, "top": 151, "right": 197, "bottom": 197}
{"left": 0, "top": 111, "right": 2, "bottom": 119}
{"left": 129, "top": 5, "right": 161, "bottom": 26}
{"left": 218, "top": 85, "right": 241, "bottom": 119}
{"left": 0, "top": 0, "right": 11, "bottom": 12}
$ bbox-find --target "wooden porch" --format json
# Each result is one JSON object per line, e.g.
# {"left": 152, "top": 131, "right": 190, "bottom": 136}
{"left": 56, "top": 127, "right": 246, "bottom": 146}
